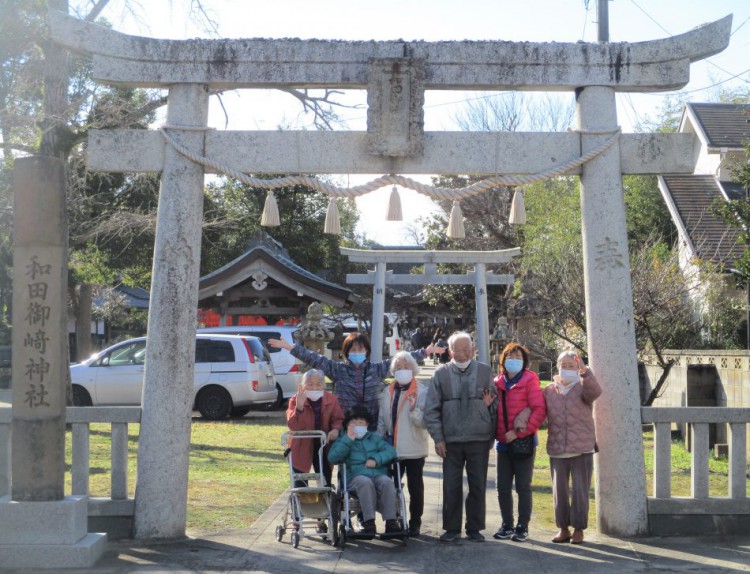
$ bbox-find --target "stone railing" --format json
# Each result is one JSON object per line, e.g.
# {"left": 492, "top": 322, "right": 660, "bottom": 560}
{"left": 0, "top": 406, "right": 141, "bottom": 539}
{"left": 641, "top": 407, "right": 750, "bottom": 535}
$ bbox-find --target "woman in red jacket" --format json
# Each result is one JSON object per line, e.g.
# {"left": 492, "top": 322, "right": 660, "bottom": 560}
{"left": 492, "top": 343, "right": 546, "bottom": 543}
{"left": 286, "top": 369, "right": 344, "bottom": 489}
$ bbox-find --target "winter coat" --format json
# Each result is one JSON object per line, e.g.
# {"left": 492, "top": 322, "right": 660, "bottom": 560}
{"left": 424, "top": 361, "right": 497, "bottom": 445}
{"left": 286, "top": 391, "right": 345, "bottom": 472}
{"left": 495, "top": 369, "right": 546, "bottom": 443}
{"left": 291, "top": 345, "right": 426, "bottom": 425}
{"left": 377, "top": 380, "right": 429, "bottom": 459}
{"left": 328, "top": 431, "right": 397, "bottom": 480}
{"left": 543, "top": 371, "right": 602, "bottom": 456}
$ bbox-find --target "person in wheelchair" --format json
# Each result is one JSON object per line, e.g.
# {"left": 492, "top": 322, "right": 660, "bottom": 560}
{"left": 328, "top": 405, "right": 401, "bottom": 537}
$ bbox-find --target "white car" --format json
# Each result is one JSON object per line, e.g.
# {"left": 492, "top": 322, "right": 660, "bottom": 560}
{"left": 70, "top": 334, "right": 277, "bottom": 419}
{"left": 197, "top": 326, "right": 302, "bottom": 408}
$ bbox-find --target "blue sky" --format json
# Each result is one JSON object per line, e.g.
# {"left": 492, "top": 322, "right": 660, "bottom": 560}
{"left": 89, "top": 0, "right": 750, "bottom": 244}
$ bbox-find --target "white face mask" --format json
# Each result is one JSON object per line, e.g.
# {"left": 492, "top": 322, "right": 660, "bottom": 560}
{"left": 306, "top": 390, "right": 324, "bottom": 401}
{"left": 452, "top": 359, "right": 471, "bottom": 370}
{"left": 394, "top": 369, "right": 413, "bottom": 385}
{"left": 559, "top": 369, "right": 580, "bottom": 386}
{"left": 352, "top": 425, "right": 368, "bottom": 439}
{"left": 556, "top": 370, "right": 580, "bottom": 395}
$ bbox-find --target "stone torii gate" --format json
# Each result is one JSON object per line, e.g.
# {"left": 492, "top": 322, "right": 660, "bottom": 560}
{"left": 45, "top": 11, "right": 731, "bottom": 539}
{"left": 341, "top": 247, "right": 519, "bottom": 364}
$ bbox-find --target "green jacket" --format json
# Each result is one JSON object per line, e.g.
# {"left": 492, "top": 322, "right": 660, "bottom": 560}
{"left": 328, "top": 431, "right": 397, "bottom": 479}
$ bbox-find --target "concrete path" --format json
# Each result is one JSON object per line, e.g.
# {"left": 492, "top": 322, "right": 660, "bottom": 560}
{"left": 1, "top": 365, "right": 749, "bottom": 572}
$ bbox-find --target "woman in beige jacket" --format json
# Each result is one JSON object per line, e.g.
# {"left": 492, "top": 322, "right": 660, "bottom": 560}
{"left": 543, "top": 350, "right": 602, "bottom": 545}
{"left": 377, "top": 351, "right": 429, "bottom": 535}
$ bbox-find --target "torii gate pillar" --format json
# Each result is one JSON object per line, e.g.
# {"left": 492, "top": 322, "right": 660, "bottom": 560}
{"left": 134, "top": 84, "right": 209, "bottom": 539}
{"left": 578, "top": 86, "right": 648, "bottom": 535}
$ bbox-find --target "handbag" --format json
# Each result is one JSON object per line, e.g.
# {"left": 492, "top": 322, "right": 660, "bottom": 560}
{"left": 501, "top": 390, "right": 534, "bottom": 459}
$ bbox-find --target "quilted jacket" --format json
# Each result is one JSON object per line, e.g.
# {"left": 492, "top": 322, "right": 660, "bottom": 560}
{"left": 494, "top": 369, "right": 547, "bottom": 443}
{"left": 543, "top": 371, "right": 602, "bottom": 456}
{"left": 328, "top": 431, "right": 397, "bottom": 480}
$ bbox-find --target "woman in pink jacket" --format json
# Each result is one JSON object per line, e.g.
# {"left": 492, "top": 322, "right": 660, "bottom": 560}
{"left": 493, "top": 343, "right": 546, "bottom": 543}
{"left": 543, "top": 350, "right": 602, "bottom": 545}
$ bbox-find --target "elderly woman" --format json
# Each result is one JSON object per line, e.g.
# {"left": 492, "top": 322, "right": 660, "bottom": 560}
{"left": 544, "top": 350, "right": 602, "bottom": 545}
{"left": 286, "top": 369, "right": 344, "bottom": 489}
{"left": 270, "top": 332, "right": 444, "bottom": 431}
{"left": 376, "top": 351, "right": 429, "bottom": 536}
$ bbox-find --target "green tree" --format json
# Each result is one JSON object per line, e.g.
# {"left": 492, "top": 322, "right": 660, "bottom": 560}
{"left": 713, "top": 142, "right": 750, "bottom": 282}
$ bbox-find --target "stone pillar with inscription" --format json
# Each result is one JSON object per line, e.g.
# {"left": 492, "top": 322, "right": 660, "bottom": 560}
{"left": 0, "top": 157, "right": 106, "bottom": 568}
{"left": 578, "top": 86, "right": 649, "bottom": 536}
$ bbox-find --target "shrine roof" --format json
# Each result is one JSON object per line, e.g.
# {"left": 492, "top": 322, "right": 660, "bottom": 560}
{"left": 683, "top": 103, "right": 750, "bottom": 150}
{"left": 658, "top": 174, "right": 744, "bottom": 268}
{"left": 198, "top": 235, "right": 355, "bottom": 308}
{"left": 93, "top": 285, "right": 151, "bottom": 310}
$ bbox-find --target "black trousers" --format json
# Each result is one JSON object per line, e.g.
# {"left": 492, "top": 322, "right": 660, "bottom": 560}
{"left": 398, "top": 457, "right": 426, "bottom": 526}
{"left": 496, "top": 448, "right": 536, "bottom": 527}
{"left": 442, "top": 441, "right": 490, "bottom": 532}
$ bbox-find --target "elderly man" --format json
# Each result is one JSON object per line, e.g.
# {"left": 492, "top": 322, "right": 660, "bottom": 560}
{"left": 424, "top": 331, "right": 497, "bottom": 542}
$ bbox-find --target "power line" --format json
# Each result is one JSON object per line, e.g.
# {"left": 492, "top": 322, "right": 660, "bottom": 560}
{"left": 627, "top": 0, "right": 671, "bottom": 36}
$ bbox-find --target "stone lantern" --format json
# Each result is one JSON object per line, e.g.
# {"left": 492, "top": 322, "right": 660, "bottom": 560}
{"left": 298, "top": 301, "right": 334, "bottom": 357}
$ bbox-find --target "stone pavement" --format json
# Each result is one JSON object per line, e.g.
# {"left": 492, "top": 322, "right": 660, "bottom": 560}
{"left": 2, "top": 367, "right": 750, "bottom": 572}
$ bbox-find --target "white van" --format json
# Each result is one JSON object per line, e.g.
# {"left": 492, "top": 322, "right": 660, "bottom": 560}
{"left": 197, "top": 325, "right": 302, "bottom": 407}
{"left": 70, "top": 334, "right": 277, "bottom": 419}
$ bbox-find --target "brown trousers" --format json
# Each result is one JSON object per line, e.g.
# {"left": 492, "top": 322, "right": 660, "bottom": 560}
{"left": 549, "top": 453, "right": 594, "bottom": 530}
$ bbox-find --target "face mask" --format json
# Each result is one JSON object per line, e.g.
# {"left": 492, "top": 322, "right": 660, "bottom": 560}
{"left": 306, "top": 390, "right": 324, "bottom": 401}
{"left": 504, "top": 358, "right": 524, "bottom": 376}
{"left": 452, "top": 359, "right": 471, "bottom": 370}
{"left": 352, "top": 425, "right": 368, "bottom": 439}
{"left": 349, "top": 352, "right": 366, "bottom": 366}
{"left": 394, "top": 369, "right": 413, "bottom": 385}
{"left": 559, "top": 369, "right": 580, "bottom": 386}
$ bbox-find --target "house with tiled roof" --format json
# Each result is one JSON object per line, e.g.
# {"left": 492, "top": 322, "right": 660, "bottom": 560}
{"left": 658, "top": 102, "right": 750, "bottom": 273}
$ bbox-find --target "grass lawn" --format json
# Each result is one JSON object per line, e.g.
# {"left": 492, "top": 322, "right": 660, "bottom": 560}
{"left": 65, "top": 418, "right": 290, "bottom": 536}
{"left": 65, "top": 421, "right": 740, "bottom": 535}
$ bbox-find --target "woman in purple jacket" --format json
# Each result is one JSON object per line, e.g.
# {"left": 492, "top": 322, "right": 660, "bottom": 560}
{"left": 270, "top": 332, "right": 444, "bottom": 430}
{"left": 543, "top": 350, "right": 602, "bottom": 545}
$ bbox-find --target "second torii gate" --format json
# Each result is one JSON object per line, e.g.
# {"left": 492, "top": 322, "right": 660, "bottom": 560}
{"left": 342, "top": 247, "right": 519, "bottom": 364}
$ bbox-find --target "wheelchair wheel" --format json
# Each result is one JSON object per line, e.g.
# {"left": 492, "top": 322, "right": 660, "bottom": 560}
{"left": 337, "top": 523, "right": 347, "bottom": 549}
{"left": 330, "top": 498, "right": 340, "bottom": 547}
{"left": 291, "top": 530, "right": 300, "bottom": 548}
{"left": 275, "top": 525, "right": 284, "bottom": 542}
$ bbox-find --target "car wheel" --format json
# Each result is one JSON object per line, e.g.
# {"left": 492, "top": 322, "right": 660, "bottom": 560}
{"left": 230, "top": 406, "right": 251, "bottom": 417}
{"left": 72, "top": 385, "right": 92, "bottom": 406}
{"left": 265, "top": 384, "right": 285, "bottom": 411}
{"left": 196, "top": 386, "right": 232, "bottom": 420}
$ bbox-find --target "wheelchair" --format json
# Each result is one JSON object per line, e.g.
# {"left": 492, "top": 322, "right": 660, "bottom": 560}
{"left": 335, "top": 459, "right": 409, "bottom": 548}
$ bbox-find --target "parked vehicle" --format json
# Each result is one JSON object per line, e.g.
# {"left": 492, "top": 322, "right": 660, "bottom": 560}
{"left": 197, "top": 325, "right": 302, "bottom": 408}
{"left": 70, "top": 334, "right": 277, "bottom": 419}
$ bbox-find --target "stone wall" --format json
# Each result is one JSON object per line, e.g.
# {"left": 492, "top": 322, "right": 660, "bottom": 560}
{"left": 641, "top": 350, "right": 750, "bottom": 452}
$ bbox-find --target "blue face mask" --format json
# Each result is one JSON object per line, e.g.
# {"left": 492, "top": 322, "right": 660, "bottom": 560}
{"left": 349, "top": 352, "right": 366, "bottom": 366}
{"left": 504, "top": 358, "right": 524, "bottom": 376}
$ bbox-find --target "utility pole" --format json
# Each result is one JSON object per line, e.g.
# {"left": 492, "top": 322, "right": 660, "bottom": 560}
{"left": 598, "top": 0, "right": 610, "bottom": 42}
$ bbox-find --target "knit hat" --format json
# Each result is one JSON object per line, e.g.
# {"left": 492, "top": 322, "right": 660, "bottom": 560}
{"left": 342, "top": 405, "right": 373, "bottom": 429}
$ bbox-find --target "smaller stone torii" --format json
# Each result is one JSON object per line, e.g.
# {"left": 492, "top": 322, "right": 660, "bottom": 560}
{"left": 41, "top": 10, "right": 731, "bottom": 542}
{"left": 342, "top": 247, "right": 519, "bottom": 364}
